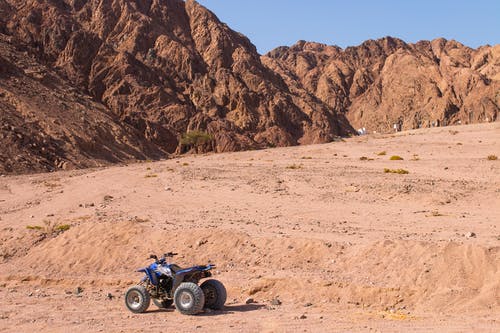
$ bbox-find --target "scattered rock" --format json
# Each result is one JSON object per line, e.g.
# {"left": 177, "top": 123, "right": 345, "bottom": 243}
{"left": 245, "top": 297, "right": 255, "bottom": 304}
{"left": 103, "top": 195, "right": 114, "bottom": 202}
{"left": 197, "top": 239, "right": 208, "bottom": 247}
{"left": 270, "top": 297, "right": 282, "bottom": 306}
{"left": 304, "top": 302, "right": 313, "bottom": 307}
{"left": 345, "top": 185, "right": 360, "bottom": 193}
{"left": 294, "top": 314, "right": 308, "bottom": 320}
{"left": 466, "top": 232, "right": 477, "bottom": 238}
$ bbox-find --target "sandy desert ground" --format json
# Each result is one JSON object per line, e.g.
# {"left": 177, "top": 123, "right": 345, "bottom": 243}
{"left": 0, "top": 123, "right": 499, "bottom": 332}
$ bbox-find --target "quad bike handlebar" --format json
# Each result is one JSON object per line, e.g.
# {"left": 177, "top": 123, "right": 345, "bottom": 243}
{"left": 148, "top": 252, "right": 178, "bottom": 263}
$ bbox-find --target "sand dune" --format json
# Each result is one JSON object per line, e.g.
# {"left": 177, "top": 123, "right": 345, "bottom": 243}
{"left": 1, "top": 123, "right": 499, "bottom": 332}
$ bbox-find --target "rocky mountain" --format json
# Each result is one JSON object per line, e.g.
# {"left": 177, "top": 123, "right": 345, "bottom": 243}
{"left": 264, "top": 38, "right": 499, "bottom": 133}
{"left": 0, "top": 0, "right": 352, "bottom": 173}
{"left": 0, "top": 32, "right": 167, "bottom": 173}
{"left": 0, "top": 0, "right": 498, "bottom": 174}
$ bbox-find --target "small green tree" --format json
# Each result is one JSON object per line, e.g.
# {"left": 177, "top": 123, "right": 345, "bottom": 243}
{"left": 180, "top": 130, "right": 214, "bottom": 153}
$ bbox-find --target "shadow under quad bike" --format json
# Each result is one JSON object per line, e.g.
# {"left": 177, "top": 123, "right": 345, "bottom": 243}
{"left": 125, "top": 252, "right": 226, "bottom": 315}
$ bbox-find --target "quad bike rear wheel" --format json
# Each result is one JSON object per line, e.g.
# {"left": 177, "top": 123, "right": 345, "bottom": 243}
{"left": 153, "top": 298, "right": 173, "bottom": 309}
{"left": 201, "top": 279, "right": 227, "bottom": 310}
{"left": 125, "top": 285, "right": 151, "bottom": 313}
{"left": 174, "top": 282, "right": 205, "bottom": 315}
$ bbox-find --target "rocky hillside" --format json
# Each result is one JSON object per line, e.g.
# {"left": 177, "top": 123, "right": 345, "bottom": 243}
{"left": 0, "top": 0, "right": 498, "bottom": 174}
{"left": 0, "top": 32, "right": 170, "bottom": 174}
{"left": 0, "top": 0, "right": 352, "bottom": 173}
{"left": 264, "top": 38, "right": 500, "bottom": 133}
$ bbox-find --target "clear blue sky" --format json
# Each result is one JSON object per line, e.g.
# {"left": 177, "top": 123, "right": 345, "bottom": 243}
{"left": 196, "top": 0, "right": 500, "bottom": 54}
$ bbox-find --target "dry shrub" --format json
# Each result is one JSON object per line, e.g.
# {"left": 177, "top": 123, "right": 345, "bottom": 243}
{"left": 384, "top": 168, "right": 409, "bottom": 174}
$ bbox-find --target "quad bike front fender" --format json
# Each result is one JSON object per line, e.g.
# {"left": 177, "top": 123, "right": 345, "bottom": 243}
{"left": 137, "top": 268, "right": 158, "bottom": 286}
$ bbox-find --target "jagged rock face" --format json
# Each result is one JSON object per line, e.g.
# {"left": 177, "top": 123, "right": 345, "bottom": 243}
{"left": 0, "top": 0, "right": 498, "bottom": 174}
{"left": 0, "top": 34, "right": 166, "bottom": 174}
{"left": 264, "top": 37, "right": 500, "bottom": 132}
{"left": 2, "top": 0, "right": 352, "bottom": 165}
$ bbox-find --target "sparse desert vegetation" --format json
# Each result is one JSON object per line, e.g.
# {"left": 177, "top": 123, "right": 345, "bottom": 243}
{"left": 286, "top": 164, "right": 302, "bottom": 170}
{"left": 384, "top": 168, "right": 410, "bottom": 174}
{"left": 55, "top": 224, "right": 71, "bottom": 232}
{"left": 180, "top": 131, "right": 213, "bottom": 153}
{"left": 26, "top": 225, "right": 43, "bottom": 231}
{"left": 26, "top": 220, "right": 71, "bottom": 236}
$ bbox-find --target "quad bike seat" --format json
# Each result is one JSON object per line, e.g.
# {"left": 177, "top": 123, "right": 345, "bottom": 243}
{"left": 169, "top": 264, "right": 211, "bottom": 275}
{"left": 168, "top": 264, "right": 182, "bottom": 273}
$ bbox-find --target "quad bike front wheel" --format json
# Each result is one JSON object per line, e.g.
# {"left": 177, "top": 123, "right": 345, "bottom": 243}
{"left": 201, "top": 279, "right": 227, "bottom": 310}
{"left": 153, "top": 298, "right": 173, "bottom": 309}
{"left": 125, "top": 285, "right": 151, "bottom": 313}
{"left": 174, "top": 282, "right": 205, "bottom": 315}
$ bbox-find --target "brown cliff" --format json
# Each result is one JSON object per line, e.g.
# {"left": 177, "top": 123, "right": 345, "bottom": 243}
{"left": 0, "top": 0, "right": 498, "bottom": 174}
{"left": 264, "top": 37, "right": 499, "bottom": 133}
{"left": 0, "top": 33, "right": 167, "bottom": 173}
{"left": 1, "top": 0, "right": 352, "bottom": 174}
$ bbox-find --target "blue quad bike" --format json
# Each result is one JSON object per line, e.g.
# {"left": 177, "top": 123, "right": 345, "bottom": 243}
{"left": 125, "top": 252, "right": 226, "bottom": 315}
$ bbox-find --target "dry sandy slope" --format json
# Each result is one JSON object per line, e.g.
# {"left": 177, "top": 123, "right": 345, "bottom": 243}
{"left": 0, "top": 122, "right": 499, "bottom": 332}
